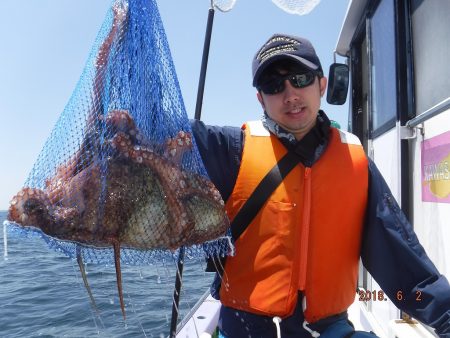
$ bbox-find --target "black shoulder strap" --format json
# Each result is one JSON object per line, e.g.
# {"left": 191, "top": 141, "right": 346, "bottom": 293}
{"left": 205, "top": 148, "right": 303, "bottom": 273}
{"left": 231, "top": 150, "right": 302, "bottom": 240}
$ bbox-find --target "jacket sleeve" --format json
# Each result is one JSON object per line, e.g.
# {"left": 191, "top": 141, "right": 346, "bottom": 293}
{"left": 190, "top": 119, "right": 243, "bottom": 203}
{"left": 190, "top": 120, "right": 243, "bottom": 280}
{"left": 361, "top": 159, "right": 450, "bottom": 337}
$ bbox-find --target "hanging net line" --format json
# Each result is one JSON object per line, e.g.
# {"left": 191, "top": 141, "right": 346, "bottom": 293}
{"left": 5, "top": 0, "right": 231, "bottom": 317}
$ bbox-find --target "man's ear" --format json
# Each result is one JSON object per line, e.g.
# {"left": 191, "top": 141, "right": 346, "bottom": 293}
{"left": 319, "top": 77, "right": 328, "bottom": 97}
{"left": 257, "top": 91, "right": 265, "bottom": 109}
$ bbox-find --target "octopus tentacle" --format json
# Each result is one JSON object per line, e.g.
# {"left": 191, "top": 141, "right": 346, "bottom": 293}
{"left": 178, "top": 174, "right": 224, "bottom": 205}
{"left": 112, "top": 239, "right": 126, "bottom": 320}
{"left": 8, "top": 188, "right": 52, "bottom": 228}
{"left": 105, "top": 110, "right": 150, "bottom": 147}
{"left": 164, "top": 130, "right": 193, "bottom": 164}
{"left": 76, "top": 246, "right": 100, "bottom": 316}
{"left": 105, "top": 109, "right": 135, "bottom": 133}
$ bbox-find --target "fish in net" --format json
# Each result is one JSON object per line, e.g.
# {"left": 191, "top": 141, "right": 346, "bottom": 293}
{"left": 5, "top": 0, "right": 231, "bottom": 319}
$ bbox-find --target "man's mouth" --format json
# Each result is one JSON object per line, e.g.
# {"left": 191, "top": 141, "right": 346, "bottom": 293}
{"left": 287, "top": 106, "right": 306, "bottom": 115}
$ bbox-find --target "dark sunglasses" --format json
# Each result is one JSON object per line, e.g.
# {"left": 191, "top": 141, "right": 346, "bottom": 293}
{"left": 258, "top": 72, "right": 318, "bottom": 95}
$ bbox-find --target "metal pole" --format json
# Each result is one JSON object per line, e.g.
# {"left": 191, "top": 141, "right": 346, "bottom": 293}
{"left": 169, "top": 4, "right": 216, "bottom": 337}
{"left": 194, "top": 7, "right": 215, "bottom": 120}
{"left": 169, "top": 246, "right": 185, "bottom": 337}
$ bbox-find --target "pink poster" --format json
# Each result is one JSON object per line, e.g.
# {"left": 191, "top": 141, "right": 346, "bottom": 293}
{"left": 421, "top": 130, "right": 450, "bottom": 203}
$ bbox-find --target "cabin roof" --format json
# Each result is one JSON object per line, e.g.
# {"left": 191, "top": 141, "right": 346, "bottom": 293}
{"left": 335, "top": 0, "right": 369, "bottom": 57}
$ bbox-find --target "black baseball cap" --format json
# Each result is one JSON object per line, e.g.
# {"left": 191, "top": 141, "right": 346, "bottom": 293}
{"left": 252, "top": 34, "right": 323, "bottom": 86}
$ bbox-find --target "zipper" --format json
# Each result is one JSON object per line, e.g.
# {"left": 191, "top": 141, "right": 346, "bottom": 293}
{"left": 298, "top": 167, "right": 312, "bottom": 290}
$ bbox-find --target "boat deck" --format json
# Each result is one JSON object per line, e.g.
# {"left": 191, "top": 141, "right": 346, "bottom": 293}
{"left": 176, "top": 293, "right": 437, "bottom": 338}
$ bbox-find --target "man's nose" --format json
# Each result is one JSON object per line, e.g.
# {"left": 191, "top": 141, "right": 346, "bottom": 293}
{"left": 283, "top": 80, "right": 300, "bottom": 102}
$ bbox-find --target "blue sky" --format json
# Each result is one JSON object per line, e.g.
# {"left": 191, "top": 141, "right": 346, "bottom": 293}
{"left": 0, "top": 0, "right": 350, "bottom": 210}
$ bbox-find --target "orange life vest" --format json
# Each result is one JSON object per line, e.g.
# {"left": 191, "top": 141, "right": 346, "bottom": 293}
{"left": 220, "top": 121, "right": 368, "bottom": 323}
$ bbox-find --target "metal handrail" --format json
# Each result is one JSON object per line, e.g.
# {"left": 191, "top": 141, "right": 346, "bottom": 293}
{"left": 174, "top": 289, "right": 211, "bottom": 336}
{"left": 406, "top": 97, "right": 450, "bottom": 128}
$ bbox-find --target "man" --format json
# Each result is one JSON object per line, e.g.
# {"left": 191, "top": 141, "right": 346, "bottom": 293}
{"left": 191, "top": 34, "right": 450, "bottom": 338}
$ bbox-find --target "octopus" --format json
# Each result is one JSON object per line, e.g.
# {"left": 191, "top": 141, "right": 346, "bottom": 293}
{"left": 7, "top": 109, "right": 230, "bottom": 319}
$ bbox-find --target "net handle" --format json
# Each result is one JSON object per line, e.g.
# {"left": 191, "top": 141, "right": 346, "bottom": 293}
{"left": 169, "top": 3, "right": 218, "bottom": 337}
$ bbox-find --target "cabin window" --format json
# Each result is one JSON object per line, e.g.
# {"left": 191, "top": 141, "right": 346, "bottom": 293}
{"left": 411, "top": 0, "right": 450, "bottom": 115}
{"left": 369, "top": 0, "right": 397, "bottom": 135}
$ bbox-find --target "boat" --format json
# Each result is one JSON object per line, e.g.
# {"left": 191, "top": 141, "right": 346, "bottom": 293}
{"left": 175, "top": 290, "right": 221, "bottom": 337}
{"left": 333, "top": 0, "right": 450, "bottom": 337}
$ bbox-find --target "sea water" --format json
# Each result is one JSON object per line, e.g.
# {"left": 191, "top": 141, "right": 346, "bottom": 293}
{"left": 0, "top": 211, "right": 214, "bottom": 337}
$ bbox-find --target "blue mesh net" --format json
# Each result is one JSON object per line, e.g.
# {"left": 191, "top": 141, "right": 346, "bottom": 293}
{"left": 5, "top": 0, "right": 231, "bottom": 266}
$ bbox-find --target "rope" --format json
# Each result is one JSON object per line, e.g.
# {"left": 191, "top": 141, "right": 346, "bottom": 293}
{"left": 303, "top": 320, "right": 321, "bottom": 337}
{"left": 273, "top": 316, "right": 282, "bottom": 338}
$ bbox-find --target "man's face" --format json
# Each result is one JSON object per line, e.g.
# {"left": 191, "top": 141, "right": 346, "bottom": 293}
{"left": 257, "top": 68, "right": 327, "bottom": 141}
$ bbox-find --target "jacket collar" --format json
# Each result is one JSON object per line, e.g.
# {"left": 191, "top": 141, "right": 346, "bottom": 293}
{"left": 261, "top": 110, "right": 331, "bottom": 166}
